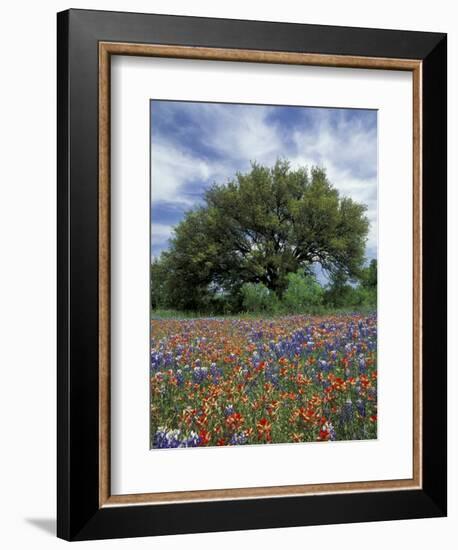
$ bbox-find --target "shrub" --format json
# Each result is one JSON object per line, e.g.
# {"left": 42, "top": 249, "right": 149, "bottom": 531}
{"left": 324, "top": 283, "right": 376, "bottom": 310}
{"left": 241, "top": 282, "right": 279, "bottom": 313}
{"left": 350, "top": 286, "right": 377, "bottom": 308}
{"left": 282, "top": 271, "right": 324, "bottom": 314}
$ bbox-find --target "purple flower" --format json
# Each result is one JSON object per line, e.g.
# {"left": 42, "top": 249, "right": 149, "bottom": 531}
{"left": 192, "top": 366, "right": 208, "bottom": 384}
{"left": 152, "top": 427, "right": 182, "bottom": 448}
{"left": 340, "top": 398, "right": 354, "bottom": 425}
{"left": 176, "top": 369, "right": 184, "bottom": 386}
{"left": 229, "top": 432, "right": 248, "bottom": 445}
{"left": 356, "top": 398, "right": 366, "bottom": 417}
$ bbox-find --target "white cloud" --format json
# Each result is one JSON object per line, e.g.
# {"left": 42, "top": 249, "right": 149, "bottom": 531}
{"left": 151, "top": 102, "right": 378, "bottom": 257}
{"left": 150, "top": 222, "right": 173, "bottom": 244}
{"left": 195, "top": 103, "right": 283, "bottom": 163}
{"left": 151, "top": 141, "right": 213, "bottom": 206}
{"left": 288, "top": 111, "right": 378, "bottom": 253}
{"left": 291, "top": 110, "right": 377, "bottom": 177}
{"left": 150, "top": 103, "right": 287, "bottom": 210}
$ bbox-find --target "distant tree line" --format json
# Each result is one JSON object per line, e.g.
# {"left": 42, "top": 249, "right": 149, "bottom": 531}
{"left": 151, "top": 160, "right": 377, "bottom": 314}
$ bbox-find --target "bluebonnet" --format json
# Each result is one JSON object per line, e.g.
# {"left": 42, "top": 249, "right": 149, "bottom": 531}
{"left": 152, "top": 427, "right": 182, "bottom": 448}
{"left": 152, "top": 427, "right": 200, "bottom": 448}
{"left": 230, "top": 432, "right": 248, "bottom": 445}
{"left": 210, "top": 362, "right": 223, "bottom": 383}
{"left": 328, "top": 423, "right": 337, "bottom": 441}
{"left": 192, "top": 366, "right": 208, "bottom": 384}
{"left": 318, "top": 359, "right": 331, "bottom": 373}
{"left": 340, "top": 398, "right": 354, "bottom": 425}
{"left": 150, "top": 351, "right": 164, "bottom": 371}
{"left": 176, "top": 369, "right": 184, "bottom": 387}
{"left": 356, "top": 398, "right": 366, "bottom": 417}
{"left": 184, "top": 431, "right": 200, "bottom": 447}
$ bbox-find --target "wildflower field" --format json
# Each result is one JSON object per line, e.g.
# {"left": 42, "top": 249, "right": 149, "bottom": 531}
{"left": 150, "top": 314, "right": 377, "bottom": 449}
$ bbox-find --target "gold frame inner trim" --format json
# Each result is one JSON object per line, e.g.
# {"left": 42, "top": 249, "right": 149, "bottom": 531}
{"left": 99, "top": 41, "right": 422, "bottom": 507}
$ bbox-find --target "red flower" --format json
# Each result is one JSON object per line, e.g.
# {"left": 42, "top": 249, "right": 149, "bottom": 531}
{"left": 256, "top": 418, "right": 272, "bottom": 442}
{"left": 318, "top": 429, "right": 330, "bottom": 441}
{"left": 195, "top": 414, "right": 208, "bottom": 428}
{"left": 225, "top": 412, "right": 245, "bottom": 431}
{"left": 198, "top": 430, "right": 211, "bottom": 445}
{"left": 266, "top": 400, "right": 280, "bottom": 416}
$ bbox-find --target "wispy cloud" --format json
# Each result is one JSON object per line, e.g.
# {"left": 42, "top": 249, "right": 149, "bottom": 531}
{"left": 150, "top": 101, "right": 377, "bottom": 261}
{"left": 151, "top": 141, "right": 212, "bottom": 206}
{"left": 150, "top": 222, "right": 174, "bottom": 259}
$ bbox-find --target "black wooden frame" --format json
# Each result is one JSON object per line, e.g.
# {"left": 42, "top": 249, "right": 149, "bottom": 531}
{"left": 57, "top": 8, "right": 447, "bottom": 541}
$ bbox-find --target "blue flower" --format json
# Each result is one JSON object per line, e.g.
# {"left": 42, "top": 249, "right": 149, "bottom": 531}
{"left": 192, "top": 366, "right": 208, "bottom": 384}
{"left": 176, "top": 369, "right": 184, "bottom": 386}
{"left": 152, "top": 427, "right": 182, "bottom": 448}
{"left": 356, "top": 398, "right": 366, "bottom": 417}
{"left": 229, "top": 432, "right": 248, "bottom": 445}
{"left": 340, "top": 398, "right": 354, "bottom": 424}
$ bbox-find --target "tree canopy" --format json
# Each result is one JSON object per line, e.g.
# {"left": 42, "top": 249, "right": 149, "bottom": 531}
{"left": 153, "top": 160, "right": 370, "bottom": 312}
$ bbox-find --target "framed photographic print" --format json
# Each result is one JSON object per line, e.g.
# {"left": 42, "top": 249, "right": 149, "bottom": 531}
{"left": 57, "top": 9, "right": 447, "bottom": 541}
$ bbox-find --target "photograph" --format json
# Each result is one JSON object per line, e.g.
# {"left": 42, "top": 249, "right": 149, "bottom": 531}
{"left": 150, "top": 100, "right": 378, "bottom": 449}
{"left": 52, "top": 7, "right": 447, "bottom": 542}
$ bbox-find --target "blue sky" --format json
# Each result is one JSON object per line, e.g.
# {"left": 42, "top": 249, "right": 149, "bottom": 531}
{"left": 150, "top": 100, "right": 377, "bottom": 265}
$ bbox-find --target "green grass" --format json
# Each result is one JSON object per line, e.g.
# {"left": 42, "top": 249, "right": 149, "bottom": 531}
{"left": 151, "top": 306, "right": 376, "bottom": 320}
{"left": 151, "top": 309, "right": 279, "bottom": 320}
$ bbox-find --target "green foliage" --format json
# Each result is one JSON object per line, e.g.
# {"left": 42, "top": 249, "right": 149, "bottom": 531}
{"left": 241, "top": 282, "right": 280, "bottom": 313}
{"left": 282, "top": 271, "right": 324, "bottom": 313}
{"left": 360, "top": 259, "right": 377, "bottom": 290}
{"left": 153, "top": 160, "right": 370, "bottom": 312}
{"left": 324, "top": 261, "right": 377, "bottom": 310}
{"left": 151, "top": 161, "right": 373, "bottom": 313}
{"left": 150, "top": 259, "right": 169, "bottom": 310}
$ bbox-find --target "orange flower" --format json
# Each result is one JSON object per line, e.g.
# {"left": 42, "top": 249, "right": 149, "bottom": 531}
{"left": 257, "top": 361, "right": 267, "bottom": 372}
{"left": 317, "top": 422, "right": 334, "bottom": 441}
{"left": 296, "top": 373, "right": 311, "bottom": 386}
{"left": 199, "top": 430, "right": 211, "bottom": 445}
{"left": 289, "top": 409, "right": 300, "bottom": 424}
{"left": 225, "top": 412, "right": 245, "bottom": 431}
{"left": 266, "top": 400, "right": 280, "bottom": 416}
{"left": 301, "top": 407, "right": 314, "bottom": 423}
{"left": 195, "top": 414, "right": 208, "bottom": 428}
{"left": 309, "top": 395, "right": 322, "bottom": 407}
{"left": 332, "top": 377, "right": 346, "bottom": 391}
{"left": 257, "top": 417, "right": 272, "bottom": 442}
{"left": 243, "top": 428, "right": 254, "bottom": 439}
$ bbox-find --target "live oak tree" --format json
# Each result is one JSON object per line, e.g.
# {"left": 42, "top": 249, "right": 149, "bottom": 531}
{"left": 155, "top": 160, "right": 369, "bottom": 311}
